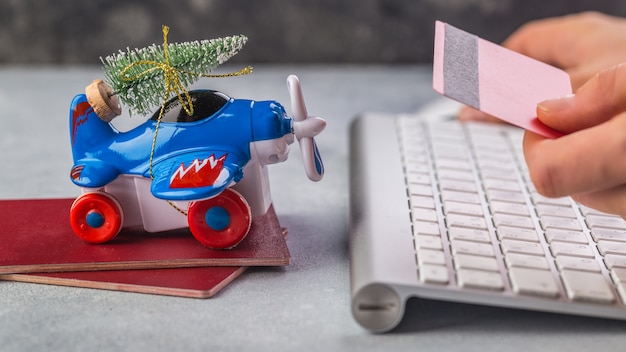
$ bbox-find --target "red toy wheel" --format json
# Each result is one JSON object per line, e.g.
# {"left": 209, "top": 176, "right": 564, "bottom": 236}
{"left": 69, "top": 192, "right": 123, "bottom": 243}
{"left": 188, "top": 189, "right": 251, "bottom": 249}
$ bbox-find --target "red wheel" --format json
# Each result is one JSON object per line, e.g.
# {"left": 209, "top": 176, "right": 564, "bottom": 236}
{"left": 188, "top": 189, "right": 251, "bottom": 249}
{"left": 69, "top": 192, "right": 123, "bottom": 243}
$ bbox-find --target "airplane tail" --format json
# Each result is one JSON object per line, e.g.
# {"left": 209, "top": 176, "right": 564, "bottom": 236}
{"left": 69, "top": 94, "right": 117, "bottom": 161}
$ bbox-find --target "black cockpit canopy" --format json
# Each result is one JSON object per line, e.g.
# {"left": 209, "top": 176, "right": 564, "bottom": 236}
{"left": 151, "top": 90, "right": 230, "bottom": 123}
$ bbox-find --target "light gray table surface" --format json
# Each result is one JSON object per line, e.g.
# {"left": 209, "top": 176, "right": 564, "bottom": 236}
{"left": 1, "top": 65, "right": 625, "bottom": 351}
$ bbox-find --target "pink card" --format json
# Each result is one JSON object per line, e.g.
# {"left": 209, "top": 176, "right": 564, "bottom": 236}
{"left": 433, "top": 21, "right": 572, "bottom": 138}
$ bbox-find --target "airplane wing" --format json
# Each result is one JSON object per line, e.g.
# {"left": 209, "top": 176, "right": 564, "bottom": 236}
{"left": 149, "top": 149, "right": 247, "bottom": 201}
{"left": 70, "top": 160, "right": 120, "bottom": 188}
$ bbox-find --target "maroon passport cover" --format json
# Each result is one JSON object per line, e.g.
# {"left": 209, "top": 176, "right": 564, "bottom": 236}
{"left": 0, "top": 198, "right": 290, "bottom": 274}
{"left": 1, "top": 267, "right": 247, "bottom": 298}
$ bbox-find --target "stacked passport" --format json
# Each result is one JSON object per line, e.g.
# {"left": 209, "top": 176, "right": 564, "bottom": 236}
{"left": 0, "top": 198, "right": 290, "bottom": 298}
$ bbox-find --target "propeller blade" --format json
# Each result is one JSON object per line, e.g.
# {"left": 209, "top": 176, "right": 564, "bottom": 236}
{"left": 286, "top": 74, "right": 325, "bottom": 182}
{"left": 287, "top": 75, "right": 308, "bottom": 122}
{"left": 299, "top": 137, "right": 324, "bottom": 182}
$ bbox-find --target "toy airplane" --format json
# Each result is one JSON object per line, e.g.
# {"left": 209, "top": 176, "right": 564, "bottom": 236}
{"left": 68, "top": 75, "right": 325, "bottom": 249}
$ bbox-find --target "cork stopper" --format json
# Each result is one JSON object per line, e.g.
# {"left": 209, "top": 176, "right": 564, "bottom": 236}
{"left": 85, "top": 79, "right": 122, "bottom": 122}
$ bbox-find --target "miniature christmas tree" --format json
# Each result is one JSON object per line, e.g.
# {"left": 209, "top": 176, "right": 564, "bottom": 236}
{"left": 101, "top": 25, "right": 251, "bottom": 116}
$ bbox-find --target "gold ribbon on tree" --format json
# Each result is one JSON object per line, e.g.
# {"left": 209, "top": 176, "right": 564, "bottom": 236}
{"left": 119, "top": 25, "right": 253, "bottom": 118}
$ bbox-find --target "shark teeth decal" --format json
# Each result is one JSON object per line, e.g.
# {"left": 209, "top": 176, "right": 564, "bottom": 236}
{"left": 169, "top": 154, "right": 228, "bottom": 189}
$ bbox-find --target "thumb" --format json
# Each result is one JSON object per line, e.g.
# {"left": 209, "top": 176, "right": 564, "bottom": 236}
{"left": 536, "top": 62, "right": 626, "bottom": 134}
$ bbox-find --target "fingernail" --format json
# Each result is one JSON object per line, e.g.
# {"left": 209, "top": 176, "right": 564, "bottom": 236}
{"left": 537, "top": 94, "right": 575, "bottom": 114}
{"left": 458, "top": 107, "right": 488, "bottom": 121}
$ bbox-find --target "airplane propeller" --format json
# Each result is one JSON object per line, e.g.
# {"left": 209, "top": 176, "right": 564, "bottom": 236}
{"left": 286, "top": 75, "right": 326, "bottom": 182}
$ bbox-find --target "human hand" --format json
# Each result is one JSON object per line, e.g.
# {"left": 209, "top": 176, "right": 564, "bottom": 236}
{"left": 523, "top": 63, "right": 626, "bottom": 217}
{"left": 459, "top": 11, "right": 626, "bottom": 122}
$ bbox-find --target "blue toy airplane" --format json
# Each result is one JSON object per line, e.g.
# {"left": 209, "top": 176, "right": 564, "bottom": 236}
{"left": 68, "top": 75, "right": 325, "bottom": 249}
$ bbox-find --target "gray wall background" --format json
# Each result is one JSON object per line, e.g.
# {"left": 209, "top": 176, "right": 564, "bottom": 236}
{"left": 3, "top": 0, "right": 626, "bottom": 65}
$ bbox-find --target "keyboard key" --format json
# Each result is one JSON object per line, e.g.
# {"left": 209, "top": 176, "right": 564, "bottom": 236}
{"left": 446, "top": 214, "right": 487, "bottom": 230}
{"left": 610, "top": 267, "right": 626, "bottom": 284}
{"left": 454, "top": 253, "right": 499, "bottom": 272}
{"left": 486, "top": 190, "right": 526, "bottom": 204}
{"left": 456, "top": 269, "right": 504, "bottom": 290}
{"left": 412, "top": 207, "right": 438, "bottom": 222}
{"left": 451, "top": 239, "right": 495, "bottom": 257}
{"left": 405, "top": 162, "right": 429, "bottom": 174}
{"left": 474, "top": 150, "right": 513, "bottom": 163}
{"left": 444, "top": 201, "right": 484, "bottom": 217}
{"left": 535, "top": 204, "right": 577, "bottom": 219}
{"left": 490, "top": 201, "right": 529, "bottom": 216}
{"left": 420, "top": 264, "right": 449, "bottom": 285}
{"left": 477, "top": 160, "right": 515, "bottom": 173}
{"left": 435, "top": 159, "right": 472, "bottom": 172}
{"left": 591, "top": 227, "right": 626, "bottom": 243}
{"left": 544, "top": 228, "right": 588, "bottom": 244}
{"left": 604, "top": 254, "right": 626, "bottom": 269}
{"left": 580, "top": 205, "right": 617, "bottom": 217}
{"left": 408, "top": 183, "right": 433, "bottom": 197}
{"left": 492, "top": 213, "right": 535, "bottom": 230}
{"left": 415, "top": 234, "right": 443, "bottom": 250}
{"left": 410, "top": 195, "right": 435, "bottom": 209}
{"left": 483, "top": 178, "right": 522, "bottom": 193}
{"left": 472, "top": 135, "right": 509, "bottom": 148}
{"left": 555, "top": 256, "right": 601, "bottom": 272}
{"left": 406, "top": 172, "right": 431, "bottom": 185}
{"left": 439, "top": 179, "right": 478, "bottom": 194}
{"left": 413, "top": 221, "right": 441, "bottom": 236}
{"left": 417, "top": 249, "right": 446, "bottom": 266}
{"left": 433, "top": 148, "right": 469, "bottom": 161}
{"left": 480, "top": 168, "right": 519, "bottom": 181}
{"left": 501, "top": 239, "right": 544, "bottom": 256}
{"left": 610, "top": 269, "right": 626, "bottom": 304}
{"left": 586, "top": 215, "right": 626, "bottom": 230}
{"left": 473, "top": 138, "right": 509, "bottom": 151}
{"left": 560, "top": 270, "right": 615, "bottom": 304}
{"left": 430, "top": 122, "right": 463, "bottom": 135}
{"left": 438, "top": 169, "right": 474, "bottom": 182}
{"left": 496, "top": 226, "right": 539, "bottom": 242}
{"left": 404, "top": 153, "right": 427, "bottom": 166}
{"left": 550, "top": 242, "right": 594, "bottom": 258}
{"left": 597, "top": 240, "right": 626, "bottom": 256}
{"left": 505, "top": 253, "right": 549, "bottom": 270}
{"left": 540, "top": 216, "right": 582, "bottom": 231}
{"left": 531, "top": 193, "right": 571, "bottom": 207}
{"left": 402, "top": 146, "right": 427, "bottom": 158}
{"left": 441, "top": 190, "right": 481, "bottom": 204}
{"left": 448, "top": 226, "right": 491, "bottom": 243}
{"left": 509, "top": 267, "right": 559, "bottom": 298}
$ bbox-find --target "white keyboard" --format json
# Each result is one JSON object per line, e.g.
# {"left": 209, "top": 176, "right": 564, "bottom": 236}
{"left": 349, "top": 112, "right": 626, "bottom": 332}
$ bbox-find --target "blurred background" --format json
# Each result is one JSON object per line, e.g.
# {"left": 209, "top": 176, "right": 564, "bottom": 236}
{"left": 3, "top": 0, "right": 626, "bottom": 65}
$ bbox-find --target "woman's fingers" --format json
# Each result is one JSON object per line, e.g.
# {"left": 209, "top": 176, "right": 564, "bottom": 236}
{"left": 505, "top": 12, "right": 626, "bottom": 91}
{"left": 573, "top": 185, "right": 626, "bottom": 219}
{"left": 523, "top": 111, "right": 626, "bottom": 198}
{"left": 536, "top": 63, "right": 626, "bottom": 133}
{"left": 504, "top": 14, "right": 585, "bottom": 68}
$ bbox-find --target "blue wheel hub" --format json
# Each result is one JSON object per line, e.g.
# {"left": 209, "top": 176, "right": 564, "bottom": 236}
{"left": 205, "top": 206, "right": 230, "bottom": 231}
{"left": 86, "top": 210, "right": 105, "bottom": 228}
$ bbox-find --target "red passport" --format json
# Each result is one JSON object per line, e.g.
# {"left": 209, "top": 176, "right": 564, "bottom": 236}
{"left": 1, "top": 266, "right": 247, "bottom": 298}
{"left": 0, "top": 198, "right": 290, "bottom": 274}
